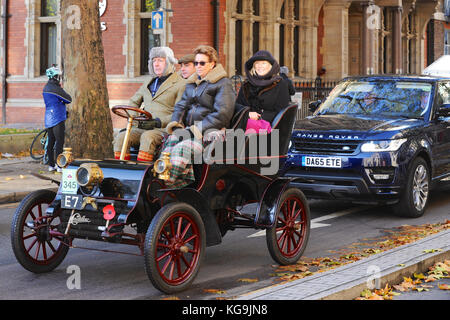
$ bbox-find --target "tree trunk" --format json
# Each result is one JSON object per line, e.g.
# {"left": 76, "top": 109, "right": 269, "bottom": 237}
{"left": 61, "top": 0, "right": 113, "bottom": 159}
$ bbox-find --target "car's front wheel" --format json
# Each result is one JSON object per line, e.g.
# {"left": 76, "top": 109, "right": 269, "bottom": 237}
{"left": 11, "top": 190, "right": 70, "bottom": 273}
{"left": 395, "top": 157, "right": 430, "bottom": 218}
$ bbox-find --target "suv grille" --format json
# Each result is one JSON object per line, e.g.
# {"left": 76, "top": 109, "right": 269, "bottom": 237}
{"left": 293, "top": 139, "right": 360, "bottom": 155}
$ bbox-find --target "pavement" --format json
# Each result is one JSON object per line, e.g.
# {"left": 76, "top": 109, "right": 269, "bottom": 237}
{"left": 0, "top": 156, "right": 59, "bottom": 204}
{"left": 0, "top": 155, "right": 449, "bottom": 300}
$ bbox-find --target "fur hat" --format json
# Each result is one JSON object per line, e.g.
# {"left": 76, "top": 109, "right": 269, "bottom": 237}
{"left": 245, "top": 50, "right": 277, "bottom": 72}
{"left": 244, "top": 50, "right": 281, "bottom": 87}
{"left": 148, "top": 46, "right": 177, "bottom": 77}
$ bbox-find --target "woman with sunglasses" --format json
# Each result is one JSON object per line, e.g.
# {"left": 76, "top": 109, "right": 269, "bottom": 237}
{"left": 235, "top": 50, "right": 291, "bottom": 125}
{"left": 161, "top": 45, "right": 235, "bottom": 188}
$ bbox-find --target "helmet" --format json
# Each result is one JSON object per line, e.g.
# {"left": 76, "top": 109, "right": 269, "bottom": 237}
{"left": 46, "top": 66, "right": 61, "bottom": 80}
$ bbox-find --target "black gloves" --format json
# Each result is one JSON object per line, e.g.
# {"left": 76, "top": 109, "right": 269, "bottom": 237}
{"left": 138, "top": 118, "right": 161, "bottom": 130}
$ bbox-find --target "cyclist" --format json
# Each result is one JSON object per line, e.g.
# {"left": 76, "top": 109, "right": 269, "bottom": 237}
{"left": 42, "top": 66, "right": 72, "bottom": 172}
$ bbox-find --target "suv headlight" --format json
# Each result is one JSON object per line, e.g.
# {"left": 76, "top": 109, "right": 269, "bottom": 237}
{"left": 361, "top": 138, "right": 407, "bottom": 152}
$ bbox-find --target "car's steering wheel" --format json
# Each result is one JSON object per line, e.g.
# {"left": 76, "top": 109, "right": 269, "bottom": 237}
{"left": 112, "top": 105, "right": 153, "bottom": 121}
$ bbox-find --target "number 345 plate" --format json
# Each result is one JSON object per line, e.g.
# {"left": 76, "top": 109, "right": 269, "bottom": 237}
{"left": 61, "top": 168, "right": 78, "bottom": 194}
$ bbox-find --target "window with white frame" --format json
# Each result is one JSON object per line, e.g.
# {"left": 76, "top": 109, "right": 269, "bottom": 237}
{"left": 140, "top": 0, "right": 162, "bottom": 75}
{"left": 39, "top": 0, "right": 58, "bottom": 75}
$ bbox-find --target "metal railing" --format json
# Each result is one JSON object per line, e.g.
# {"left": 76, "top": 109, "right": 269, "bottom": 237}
{"left": 293, "top": 79, "right": 339, "bottom": 120}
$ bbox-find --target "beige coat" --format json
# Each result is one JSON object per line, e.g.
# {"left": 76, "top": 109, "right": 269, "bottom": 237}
{"left": 129, "top": 72, "right": 186, "bottom": 128}
{"left": 113, "top": 72, "right": 186, "bottom": 155}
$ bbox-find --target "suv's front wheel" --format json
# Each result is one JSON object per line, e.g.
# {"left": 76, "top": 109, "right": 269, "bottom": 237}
{"left": 395, "top": 157, "right": 430, "bottom": 218}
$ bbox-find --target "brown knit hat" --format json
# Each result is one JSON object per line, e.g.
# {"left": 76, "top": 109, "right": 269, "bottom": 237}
{"left": 178, "top": 53, "right": 195, "bottom": 64}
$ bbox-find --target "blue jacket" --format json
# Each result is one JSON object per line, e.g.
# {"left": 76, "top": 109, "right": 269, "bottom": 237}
{"left": 43, "top": 79, "right": 72, "bottom": 128}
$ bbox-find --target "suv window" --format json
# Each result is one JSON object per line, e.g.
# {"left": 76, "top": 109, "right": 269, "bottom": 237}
{"left": 317, "top": 80, "right": 432, "bottom": 119}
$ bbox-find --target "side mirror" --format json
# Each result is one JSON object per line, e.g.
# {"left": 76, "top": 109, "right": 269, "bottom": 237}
{"left": 308, "top": 100, "right": 322, "bottom": 113}
{"left": 438, "top": 103, "right": 450, "bottom": 117}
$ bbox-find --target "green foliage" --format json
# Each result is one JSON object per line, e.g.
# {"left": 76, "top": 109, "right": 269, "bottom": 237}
{"left": 43, "top": 0, "right": 58, "bottom": 17}
{"left": 142, "top": 0, "right": 161, "bottom": 12}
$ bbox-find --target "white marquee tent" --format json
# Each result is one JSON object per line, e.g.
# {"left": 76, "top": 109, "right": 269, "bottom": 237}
{"left": 422, "top": 55, "right": 450, "bottom": 77}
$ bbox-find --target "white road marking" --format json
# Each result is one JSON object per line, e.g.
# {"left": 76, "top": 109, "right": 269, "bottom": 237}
{"left": 247, "top": 205, "right": 372, "bottom": 238}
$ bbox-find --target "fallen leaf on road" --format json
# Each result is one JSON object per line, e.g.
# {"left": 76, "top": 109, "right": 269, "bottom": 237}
{"left": 413, "top": 273, "right": 426, "bottom": 280}
{"left": 203, "top": 289, "right": 226, "bottom": 294}
{"left": 238, "top": 278, "right": 258, "bottom": 283}
{"left": 438, "top": 284, "right": 449, "bottom": 290}
{"left": 423, "top": 249, "right": 443, "bottom": 253}
{"left": 4, "top": 177, "right": 13, "bottom": 181}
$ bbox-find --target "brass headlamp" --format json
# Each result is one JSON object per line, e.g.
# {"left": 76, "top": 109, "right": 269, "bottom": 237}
{"left": 76, "top": 163, "right": 104, "bottom": 187}
{"left": 153, "top": 152, "right": 172, "bottom": 180}
{"left": 56, "top": 147, "right": 74, "bottom": 168}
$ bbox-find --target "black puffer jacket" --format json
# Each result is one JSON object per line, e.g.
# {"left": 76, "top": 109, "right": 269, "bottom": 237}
{"left": 235, "top": 50, "right": 291, "bottom": 123}
{"left": 236, "top": 79, "right": 291, "bottom": 123}
{"left": 167, "top": 64, "right": 235, "bottom": 139}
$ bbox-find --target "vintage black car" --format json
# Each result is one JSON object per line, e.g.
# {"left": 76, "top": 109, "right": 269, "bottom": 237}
{"left": 11, "top": 104, "right": 310, "bottom": 294}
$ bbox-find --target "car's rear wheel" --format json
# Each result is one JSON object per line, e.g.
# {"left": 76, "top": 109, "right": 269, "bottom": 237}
{"left": 266, "top": 188, "right": 310, "bottom": 265}
{"left": 144, "top": 202, "right": 206, "bottom": 294}
{"left": 395, "top": 157, "right": 430, "bottom": 218}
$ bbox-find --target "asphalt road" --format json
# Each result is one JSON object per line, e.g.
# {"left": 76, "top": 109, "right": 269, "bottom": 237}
{"left": 1, "top": 186, "right": 449, "bottom": 300}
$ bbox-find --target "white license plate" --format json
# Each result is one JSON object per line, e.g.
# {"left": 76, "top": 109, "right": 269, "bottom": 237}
{"left": 61, "top": 169, "right": 78, "bottom": 194}
{"left": 302, "top": 156, "right": 342, "bottom": 168}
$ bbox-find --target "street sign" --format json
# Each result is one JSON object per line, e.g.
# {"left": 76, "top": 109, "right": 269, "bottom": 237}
{"left": 151, "top": 11, "right": 164, "bottom": 30}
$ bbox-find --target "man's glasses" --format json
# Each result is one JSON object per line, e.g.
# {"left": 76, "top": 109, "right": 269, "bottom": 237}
{"left": 194, "top": 61, "right": 208, "bottom": 66}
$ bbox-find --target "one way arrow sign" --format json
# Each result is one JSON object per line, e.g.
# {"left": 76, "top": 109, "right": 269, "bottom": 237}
{"left": 152, "top": 11, "right": 164, "bottom": 30}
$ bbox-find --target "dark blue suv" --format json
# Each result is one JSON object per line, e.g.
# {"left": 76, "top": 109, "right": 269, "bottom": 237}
{"left": 283, "top": 75, "right": 450, "bottom": 218}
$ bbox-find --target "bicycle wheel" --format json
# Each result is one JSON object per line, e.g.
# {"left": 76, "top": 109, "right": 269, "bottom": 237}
{"left": 30, "top": 129, "right": 47, "bottom": 161}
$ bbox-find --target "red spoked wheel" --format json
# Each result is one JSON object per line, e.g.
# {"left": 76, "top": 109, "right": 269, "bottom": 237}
{"left": 11, "top": 190, "right": 70, "bottom": 273}
{"left": 266, "top": 188, "right": 310, "bottom": 265}
{"left": 144, "top": 202, "right": 206, "bottom": 294}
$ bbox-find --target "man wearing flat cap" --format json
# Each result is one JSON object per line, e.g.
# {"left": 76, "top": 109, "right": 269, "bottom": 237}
{"left": 178, "top": 53, "right": 196, "bottom": 79}
{"left": 113, "top": 46, "right": 185, "bottom": 162}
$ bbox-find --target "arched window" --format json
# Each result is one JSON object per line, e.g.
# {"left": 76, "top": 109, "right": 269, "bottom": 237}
{"left": 232, "top": 0, "right": 263, "bottom": 75}
{"left": 278, "top": 0, "right": 301, "bottom": 76}
{"left": 40, "top": 0, "right": 59, "bottom": 75}
{"left": 253, "top": 0, "right": 260, "bottom": 54}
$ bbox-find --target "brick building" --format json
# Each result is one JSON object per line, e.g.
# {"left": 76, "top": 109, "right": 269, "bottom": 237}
{"left": 0, "top": 0, "right": 448, "bottom": 127}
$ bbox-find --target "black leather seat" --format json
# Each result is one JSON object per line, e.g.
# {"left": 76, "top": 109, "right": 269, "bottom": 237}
{"left": 270, "top": 103, "right": 298, "bottom": 155}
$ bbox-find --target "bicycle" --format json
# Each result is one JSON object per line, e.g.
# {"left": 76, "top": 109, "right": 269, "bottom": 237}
{"left": 29, "top": 128, "right": 49, "bottom": 164}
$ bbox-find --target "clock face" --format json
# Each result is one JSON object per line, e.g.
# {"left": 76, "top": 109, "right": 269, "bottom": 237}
{"left": 99, "top": 0, "right": 107, "bottom": 17}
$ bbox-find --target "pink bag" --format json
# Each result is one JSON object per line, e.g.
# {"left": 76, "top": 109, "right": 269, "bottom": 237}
{"left": 245, "top": 118, "right": 272, "bottom": 134}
